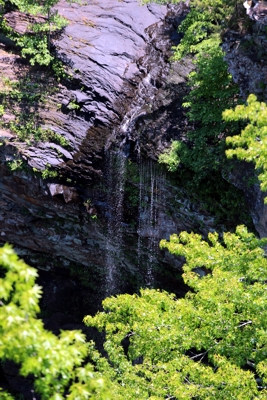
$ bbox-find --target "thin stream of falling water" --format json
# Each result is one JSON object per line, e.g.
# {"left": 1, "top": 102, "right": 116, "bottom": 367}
{"left": 147, "top": 160, "right": 156, "bottom": 287}
{"left": 137, "top": 157, "right": 144, "bottom": 270}
{"left": 105, "top": 150, "right": 126, "bottom": 296}
{"left": 138, "top": 159, "right": 166, "bottom": 287}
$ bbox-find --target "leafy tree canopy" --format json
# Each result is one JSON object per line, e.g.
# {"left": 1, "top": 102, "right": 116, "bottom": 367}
{"left": 0, "top": 244, "right": 109, "bottom": 400}
{"left": 84, "top": 226, "right": 267, "bottom": 399}
{"left": 4, "top": 226, "right": 267, "bottom": 399}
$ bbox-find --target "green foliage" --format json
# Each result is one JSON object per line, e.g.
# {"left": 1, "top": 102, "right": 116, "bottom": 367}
{"left": 183, "top": 40, "right": 238, "bottom": 125}
{"left": 173, "top": 13, "right": 219, "bottom": 60}
{"left": 0, "top": 105, "right": 4, "bottom": 117}
{"left": 52, "top": 133, "right": 70, "bottom": 147}
{"left": 51, "top": 59, "right": 71, "bottom": 81}
{"left": 158, "top": 140, "right": 181, "bottom": 171}
{"left": 173, "top": 0, "right": 237, "bottom": 60}
{"left": 142, "top": 0, "right": 238, "bottom": 60}
{"left": 85, "top": 226, "right": 267, "bottom": 398}
{"left": 158, "top": 39, "right": 250, "bottom": 227}
{"left": 160, "top": 39, "right": 240, "bottom": 180}
{"left": 157, "top": 0, "right": 240, "bottom": 178}
{"left": 7, "top": 159, "right": 24, "bottom": 171}
{"left": 0, "top": 244, "right": 109, "bottom": 399}
{"left": 67, "top": 100, "right": 80, "bottom": 111}
{"left": 157, "top": 1, "right": 249, "bottom": 226}
{"left": 2, "top": 0, "right": 77, "bottom": 66}
{"left": 0, "top": 74, "right": 69, "bottom": 148}
{"left": 224, "top": 94, "right": 267, "bottom": 202}
{"left": 15, "top": 34, "right": 54, "bottom": 66}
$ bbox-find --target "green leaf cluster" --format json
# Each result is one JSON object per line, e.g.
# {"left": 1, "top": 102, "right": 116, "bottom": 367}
{"left": 0, "top": 244, "right": 109, "bottom": 399}
{"left": 159, "top": 39, "right": 240, "bottom": 178}
{"left": 1, "top": 0, "right": 74, "bottom": 66}
{"left": 173, "top": 0, "right": 237, "bottom": 60}
{"left": 156, "top": 0, "right": 250, "bottom": 224}
{"left": 224, "top": 94, "right": 267, "bottom": 202}
{"left": 142, "top": 0, "right": 238, "bottom": 60}
{"left": 158, "top": 38, "right": 250, "bottom": 226}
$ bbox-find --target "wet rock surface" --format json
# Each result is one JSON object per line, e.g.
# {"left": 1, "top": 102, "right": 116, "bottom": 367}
{"left": 0, "top": 0, "right": 258, "bottom": 312}
{"left": 0, "top": 0, "right": 264, "bottom": 323}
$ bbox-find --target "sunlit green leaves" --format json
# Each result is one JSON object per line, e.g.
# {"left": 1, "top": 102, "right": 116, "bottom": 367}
{"left": 3, "top": 0, "right": 72, "bottom": 66}
{"left": 158, "top": 37, "right": 240, "bottom": 197}
{"left": 0, "top": 244, "right": 108, "bottom": 399}
{"left": 2, "top": 230, "right": 267, "bottom": 398}
{"left": 171, "top": 0, "right": 237, "bottom": 60}
{"left": 224, "top": 94, "right": 267, "bottom": 202}
{"left": 84, "top": 226, "right": 267, "bottom": 398}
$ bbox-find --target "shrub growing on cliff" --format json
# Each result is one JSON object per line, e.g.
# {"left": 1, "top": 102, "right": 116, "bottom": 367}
{"left": 156, "top": 0, "right": 247, "bottom": 224}
{"left": 159, "top": 39, "right": 240, "bottom": 181}
{"left": 143, "top": 0, "right": 239, "bottom": 59}
{"left": 2, "top": 0, "right": 75, "bottom": 65}
{"left": 172, "top": 0, "right": 239, "bottom": 60}
{"left": 158, "top": 37, "right": 250, "bottom": 226}
{"left": 157, "top": 0, "right": 241, "bottom": 178}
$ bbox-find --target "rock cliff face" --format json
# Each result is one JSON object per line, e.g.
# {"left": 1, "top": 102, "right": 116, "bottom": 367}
{"left": 16, "top": 0, "right": 190, "bottom": 181}
{"left": 0, "top": 0, "right": 203, "bottom": 298}
{"left": 0, "top": 0, "right": 263, "bottom": 300}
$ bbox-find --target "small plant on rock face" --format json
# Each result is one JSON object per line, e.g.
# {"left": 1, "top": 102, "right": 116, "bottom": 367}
{"left": 41, "top": 164, "right": 58, "bottom": 179}
{"left": 7, "top": 159, "right": 24, "bottom": 171}
{"left": 159, "top": 141, "right": 182, "bottom": 172}
{"left": 67, "top": 100, "right": 80, "bottom": 111}
{"left": 3, "top": 0, "right": 72, "bottom": 66}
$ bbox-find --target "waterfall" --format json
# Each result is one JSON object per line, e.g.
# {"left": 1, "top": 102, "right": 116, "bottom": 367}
{"left": 104, "top": 26, "right": 169, "bottom": 293}
{"left": 105, "top": 150, "right": 126, "bottom": 296}
{"left": 138, "top": 158, "right": 166, "bottom": 287}
{"left": 105, "top": 152, "right": 166, "bottom": 293}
